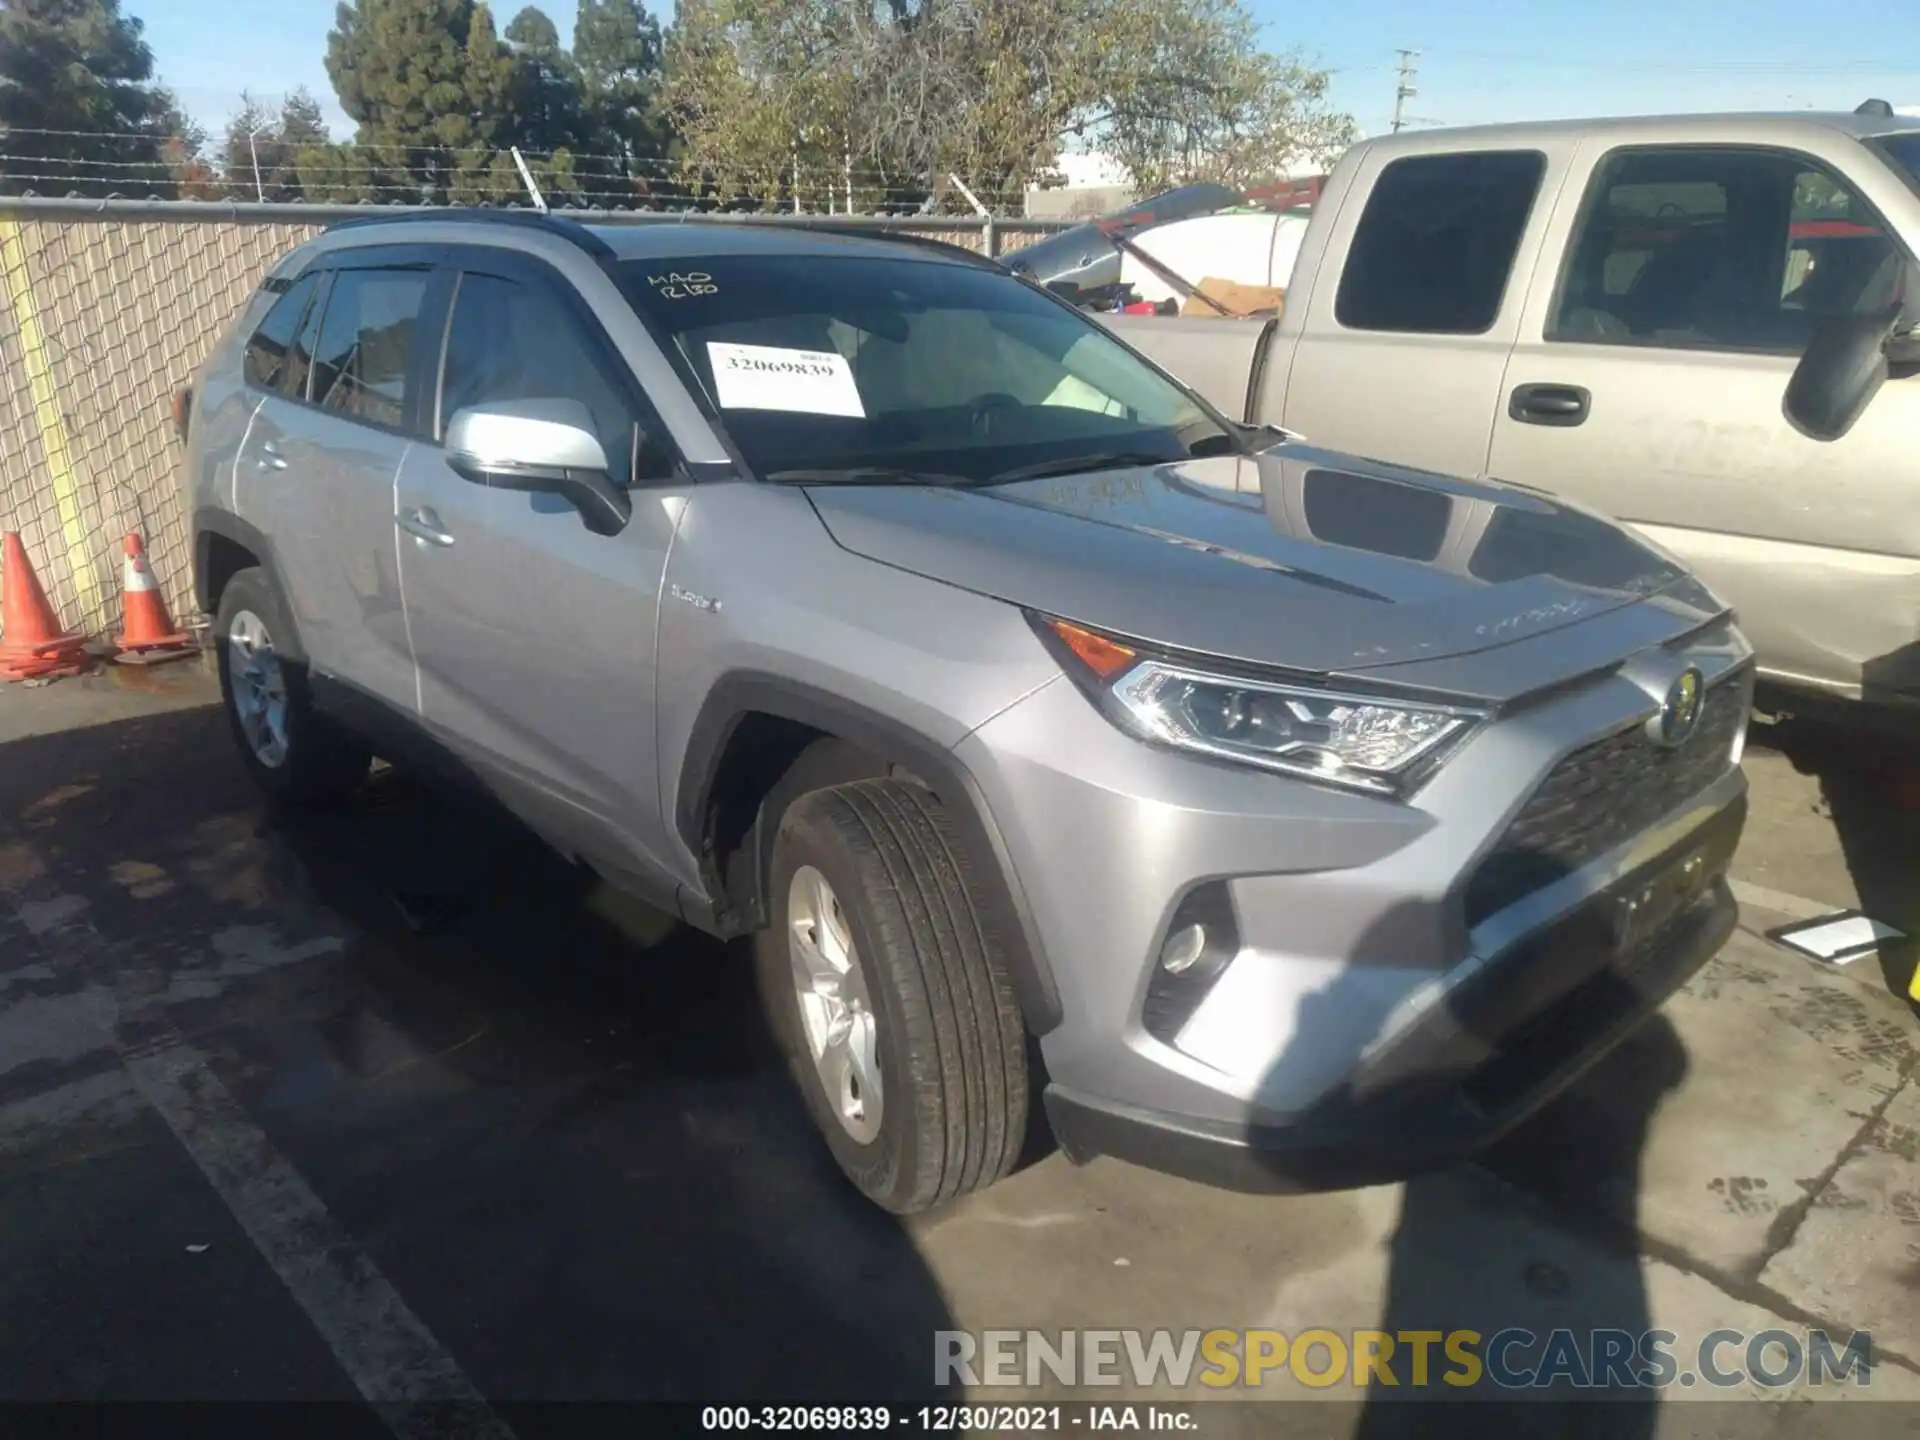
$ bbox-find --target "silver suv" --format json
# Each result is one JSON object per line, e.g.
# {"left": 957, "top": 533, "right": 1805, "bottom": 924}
{"left": 182, "top": 213, "right": 1753, "bottom": 1212}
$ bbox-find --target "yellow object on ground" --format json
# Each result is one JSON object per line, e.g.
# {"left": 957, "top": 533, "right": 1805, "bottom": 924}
{"left": 0, "top": 219, "right": 104, "bottom": 632}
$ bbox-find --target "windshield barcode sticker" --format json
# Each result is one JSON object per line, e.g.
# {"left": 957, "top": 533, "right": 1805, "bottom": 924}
{"left": 707, "top": 342, "right": 866, "bottom": 418}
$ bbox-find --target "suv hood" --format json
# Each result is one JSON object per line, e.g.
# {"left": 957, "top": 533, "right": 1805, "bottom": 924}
{"left": 804, "top": 445, "right": 1730, "bottom": 704}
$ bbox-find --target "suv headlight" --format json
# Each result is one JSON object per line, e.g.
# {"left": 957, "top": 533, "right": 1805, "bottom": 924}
{"left": 1034, "top": 615, "right": 1486, "bottom": 798}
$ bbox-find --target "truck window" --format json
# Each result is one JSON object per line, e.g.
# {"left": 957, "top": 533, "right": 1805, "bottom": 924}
{"left": 1550, "top": 147, "right": 1904, "bottom": 353}
{"left": 1334, "top": 151, "right": 1546, "bottom": 335}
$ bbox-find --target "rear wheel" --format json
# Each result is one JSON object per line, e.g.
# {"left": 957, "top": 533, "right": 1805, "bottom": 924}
{"left": 215, "top": 568, "right": 369, "bottom": 805}
{"left": 755, "top": 777, "right": 1028, "bottom": 1213}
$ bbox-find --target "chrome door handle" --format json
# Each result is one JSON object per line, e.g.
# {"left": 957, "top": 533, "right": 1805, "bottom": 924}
{"left": 255, "top": 441, "right": 288, "bottom": 472}
{"left": 397, "top": 506, "right": 455, "bottom": 548}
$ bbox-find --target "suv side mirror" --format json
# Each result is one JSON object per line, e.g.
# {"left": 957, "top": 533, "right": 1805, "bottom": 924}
{"left": 445, "top": 399, "right": 634, "bottom": 536}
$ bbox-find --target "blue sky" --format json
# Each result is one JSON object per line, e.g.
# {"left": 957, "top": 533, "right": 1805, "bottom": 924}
{"left": 143, "top": 0, "right": 1920, "bottom": 144}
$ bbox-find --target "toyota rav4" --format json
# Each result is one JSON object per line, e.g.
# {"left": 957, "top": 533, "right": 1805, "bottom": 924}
{"left": 181, "top": 212, "right": 1753, "bottom": 1212}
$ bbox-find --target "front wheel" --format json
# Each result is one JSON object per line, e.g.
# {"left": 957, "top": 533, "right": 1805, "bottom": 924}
{"left": 755, "top": 778, "right": 1029, "bottom": 1213}
{"left": 215, "top": 568, "right": 369, "bottom": 805}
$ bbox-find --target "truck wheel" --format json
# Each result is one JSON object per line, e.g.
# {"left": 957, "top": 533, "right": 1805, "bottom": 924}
{"left": 756, "top": 778, "right": 1028, "bottom": 1213}
{"left": 215, "top": 568, "right": 369, "bottom": 805}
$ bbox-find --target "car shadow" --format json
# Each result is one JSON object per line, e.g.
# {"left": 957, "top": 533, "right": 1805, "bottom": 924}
{"left": 1748, "top": 687, "right": 1920, "bottom": 1012}
{"left": 0, "top": 702, "right": 958, "bottom": 1406}
{"left": 1240, "top": 847, "right": 1707, "bottom": 1429}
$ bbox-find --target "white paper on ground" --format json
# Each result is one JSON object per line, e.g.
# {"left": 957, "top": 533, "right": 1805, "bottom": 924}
{"left": 707, "top": 342, "right": 865, "bottom": 417}
{"left": 1773, "top": 912, "right": 1905, "bottom": 962}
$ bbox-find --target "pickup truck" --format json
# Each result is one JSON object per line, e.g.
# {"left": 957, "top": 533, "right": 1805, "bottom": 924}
{"left": 1107, "top": 106, "right": 1920, "bottom": 722}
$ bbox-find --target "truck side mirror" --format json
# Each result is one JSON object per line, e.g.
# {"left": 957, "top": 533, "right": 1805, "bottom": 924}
{"left": 1784, "top": 309, "right": 1897, "bottom": 442}
{"left": 1784, "top": 256, "right": 1920, "bottom": 441}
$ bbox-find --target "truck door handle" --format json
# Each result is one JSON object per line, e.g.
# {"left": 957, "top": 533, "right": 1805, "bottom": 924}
{"left": 255, "top": 440, "right": 288, "bottom": 471}
{"left": 1509, "top": 383, "right": 1591, "bottom": 427}
{"left": 397, "top": 506, "right": 455, "bottom": 548}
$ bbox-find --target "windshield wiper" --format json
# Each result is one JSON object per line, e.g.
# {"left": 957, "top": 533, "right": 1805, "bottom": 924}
{"left": 982, "top": 451, "right": 1182, "bottom": 485}
{"left": 766, "top": 466, "right": 970, "bottom": 487}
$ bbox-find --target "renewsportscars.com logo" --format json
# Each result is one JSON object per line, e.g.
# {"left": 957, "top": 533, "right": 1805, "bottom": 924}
{"left": 936, "top": 1327, "right": 1874, "bottom": 1391}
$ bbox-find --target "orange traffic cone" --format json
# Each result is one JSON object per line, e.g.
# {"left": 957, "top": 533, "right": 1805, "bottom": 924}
{"left": 0, "top": 532, "right": 88, "bottom": 681}
{"left": 111, "top": 532, "right": 192, "bottom": 664}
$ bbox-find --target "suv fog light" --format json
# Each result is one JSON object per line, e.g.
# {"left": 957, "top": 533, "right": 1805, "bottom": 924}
{"left": 1142, "top": 884, "right": 1240, "bottom": 1046}
{"left": 1161, "top": 922, "right": 1207, "bottom": 974}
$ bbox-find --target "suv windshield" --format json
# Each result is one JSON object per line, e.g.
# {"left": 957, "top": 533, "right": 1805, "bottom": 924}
{"left": 615, "top": 251, "right": 1234, "bottom": 483}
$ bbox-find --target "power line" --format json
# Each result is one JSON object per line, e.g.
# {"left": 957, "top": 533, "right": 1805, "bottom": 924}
{"left": 0, "top": 146, "right": 1027, "bottom": 200}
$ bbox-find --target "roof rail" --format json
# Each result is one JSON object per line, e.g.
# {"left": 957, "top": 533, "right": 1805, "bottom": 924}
{"left": 322, "top": 207, "right": 616, "bottom": 259}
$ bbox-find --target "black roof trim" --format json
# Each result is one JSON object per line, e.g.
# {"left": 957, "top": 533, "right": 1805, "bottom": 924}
{"left": 798, "top": 224, "right": 1010, "bottom": 271}
{"left": 321, "top": 208, "right": 617, "bottom": 259}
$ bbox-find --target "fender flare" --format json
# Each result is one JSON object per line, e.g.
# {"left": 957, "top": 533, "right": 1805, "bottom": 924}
{"left": 676, "top": 673, "right": 1063, "bottom": 1036}
{"left": 192, "top": 508, "right": 308, "bottom": 662}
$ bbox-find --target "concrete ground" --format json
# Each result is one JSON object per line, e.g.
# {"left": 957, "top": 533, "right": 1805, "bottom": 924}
{"left": 0, "top": 662, "right": 1914, "bottom": 1435}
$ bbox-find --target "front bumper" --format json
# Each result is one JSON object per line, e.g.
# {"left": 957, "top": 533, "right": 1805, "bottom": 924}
{"left": 1042, "top": 795, "right": 1743, "bottom": 1192}
{"left": 956, "top": 618, "right": 1752, "bottom": 1192}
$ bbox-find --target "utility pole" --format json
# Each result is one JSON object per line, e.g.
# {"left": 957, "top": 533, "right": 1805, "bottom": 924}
{"left": 246, "top": 122, "right": 271, "bottom": 203}
{"left": 1392, "top": 49, "right": 1420, "bottom": 134}
{"left": 510, "top": 147, "right": 548, "bottom": 213}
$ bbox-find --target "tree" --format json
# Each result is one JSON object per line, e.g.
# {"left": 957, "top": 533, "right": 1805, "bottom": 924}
{"left": 280, "top": 88, "right": 333, "bottom": 150}
{"left": 0, "top": 0, "right": 187, "bottom": 197}
{"left": 326, "top": 0, "right": 507, "bottom": 198}
{"left": 572, "top": 0, "right": 670, "bottom": 198}
{"left": 154, "top": 91, "right": 217, "bottom": 198}
{"left": 218, "top": 88, "right": 336, "bottom": 201}
{"left": 462, "top": 1, "right": 516, "bottom": 140}
{"left": 505, "top": 6, "right": 586, "bottom": 150}
{"left": 662, "top": 0, "right": 1352, "bottom": 214}
{"left": 1097, "top": 0, "right": 1353, "bottom": 193}
{"left": 325, "top": 0, "right": 597, "bottom": 203}
{"left": 665, "top": 0, "right": 868, "bottom": 210}
{"left": 290, "top": 141, "right": 385, "bottom": 203}
{"left": 852, "top": 0, "right": 1120, "bottom": 207}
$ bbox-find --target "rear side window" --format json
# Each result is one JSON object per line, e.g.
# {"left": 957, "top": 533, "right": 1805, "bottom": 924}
{"left": 1336, "top": 151, "right": 1547, "bottom": 334}
{"left": 310, "top": 268, "right": 431, "bottom": 430}
{"left": 243, "top": 272, "right": 321, "bottom": 392}
{"left": 438, "top": 271, "right": 638, "bottom": 469}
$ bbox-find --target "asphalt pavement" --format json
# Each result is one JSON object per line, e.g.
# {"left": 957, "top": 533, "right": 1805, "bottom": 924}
{"left": 0, "top": 661, "right": 1914, "bottom": 1436}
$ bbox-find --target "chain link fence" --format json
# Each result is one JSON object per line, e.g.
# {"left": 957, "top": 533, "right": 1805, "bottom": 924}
{"left": 0, "top": 199, "right": 1069, "bottom": 643}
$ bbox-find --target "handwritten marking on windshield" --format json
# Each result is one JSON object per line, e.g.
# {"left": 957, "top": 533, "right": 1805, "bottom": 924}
{"left": 648, "top": 271, "right": 717, "bottom": 299}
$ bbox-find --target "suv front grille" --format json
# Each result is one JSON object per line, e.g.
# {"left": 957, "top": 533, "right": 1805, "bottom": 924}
{"left": 1462, "top": 678, "right": 1745, "bottom": 927}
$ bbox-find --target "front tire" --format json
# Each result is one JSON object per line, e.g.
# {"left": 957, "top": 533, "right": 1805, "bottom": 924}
{"left": 215, "top": 568, "right": 369, "bottom": 805}
{"left": 755, "top": 778, "right": 1028, "bottom": 1213}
